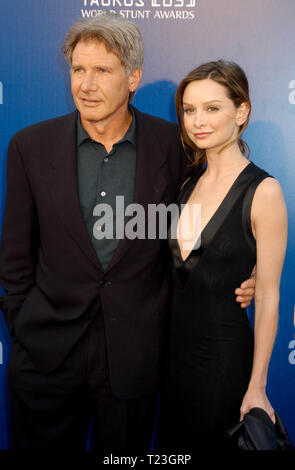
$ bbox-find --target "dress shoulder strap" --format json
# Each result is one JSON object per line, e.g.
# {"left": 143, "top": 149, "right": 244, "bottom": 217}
{"left": 242, "top": 168, "right": 273, "bottom": 250}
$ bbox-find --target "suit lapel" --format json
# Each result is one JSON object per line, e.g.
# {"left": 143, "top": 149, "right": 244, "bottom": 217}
{"left": 107, "top": 107, "right": 168, "bottom": 271}
{"left": 46, "top": 111, "right": 103, "bottom": 271}
{"left": 44, "top": 108, "right": 168, "bottom": 273}
{"left": 133, "top": 108, "right": 168, "bottom": 207}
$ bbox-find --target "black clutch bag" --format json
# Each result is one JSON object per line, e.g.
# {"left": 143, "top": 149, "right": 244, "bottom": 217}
{"left": 225, "top": 407, "right": 295, "bottom": 451}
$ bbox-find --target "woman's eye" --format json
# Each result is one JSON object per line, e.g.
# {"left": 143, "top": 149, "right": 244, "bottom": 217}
{"left": 208, "top": 106, "right": 219, "bottom": 112}
{"left": 183, "top": 108, "right": 194, "bottom": 114}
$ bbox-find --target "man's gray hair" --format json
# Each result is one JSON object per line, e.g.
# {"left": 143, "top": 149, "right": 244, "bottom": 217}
{"left": 62, "top": 13, "right": 144, "bottom": 76}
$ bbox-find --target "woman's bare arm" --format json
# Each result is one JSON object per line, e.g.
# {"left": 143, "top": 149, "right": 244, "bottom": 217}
{"left": 240, "top": 177, "right": 287, "bottom": 422}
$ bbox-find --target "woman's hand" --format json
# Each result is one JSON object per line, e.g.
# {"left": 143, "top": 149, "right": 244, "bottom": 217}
{"left": 240, "top": 385, "right": 275, "bottom": 424}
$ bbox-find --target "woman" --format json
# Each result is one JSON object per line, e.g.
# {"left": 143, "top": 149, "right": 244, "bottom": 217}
{"left": 158, "top": 60, "right": 287, "bottom": 451}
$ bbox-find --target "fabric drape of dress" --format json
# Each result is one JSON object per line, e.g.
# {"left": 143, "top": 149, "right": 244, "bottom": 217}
{"left": 158, "top": 162, "right": 271, "bottom": 452}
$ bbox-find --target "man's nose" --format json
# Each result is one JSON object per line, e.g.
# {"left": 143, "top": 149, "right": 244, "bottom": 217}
{"left": 81, "top": 72, "right": 98, "bottom": 92}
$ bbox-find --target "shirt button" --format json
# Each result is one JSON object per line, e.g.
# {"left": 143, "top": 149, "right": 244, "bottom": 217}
{"left": 103, "top": 157, "right": 109, "bottom": 163}
{"left": 101, "top": 191, "right": 106, "bottom": 197}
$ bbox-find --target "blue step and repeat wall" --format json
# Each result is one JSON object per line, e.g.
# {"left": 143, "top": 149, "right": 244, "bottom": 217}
{"left": 0, "top": 0, "right": 295, "bottom": 450}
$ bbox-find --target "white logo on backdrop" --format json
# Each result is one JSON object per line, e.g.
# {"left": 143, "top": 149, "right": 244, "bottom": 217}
{"left": 81, "top": 0, "right": 197, "bottom": 20}
{"left": 288, "top": 306, "right": 295, "bottom": 365}
{"left": 0, "top": 341, "right": 3, "bottom": 365}
{"left": 288, "top": 80, "right": 295, "bottom": 105}
{"left": 288, "top": 340, "right": 295, "bottom": 365}
{"left": 0, "top": 81, "right": 3, "bottom": 105}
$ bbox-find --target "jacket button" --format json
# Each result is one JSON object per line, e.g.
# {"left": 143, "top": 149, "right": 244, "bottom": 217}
{"left": 100, "top": 280, "right": 111, "bottom": 287}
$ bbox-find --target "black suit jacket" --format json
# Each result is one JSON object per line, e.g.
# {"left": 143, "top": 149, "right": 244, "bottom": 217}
{"left": 0, "top": 106, "right": 188, "bottom": 399}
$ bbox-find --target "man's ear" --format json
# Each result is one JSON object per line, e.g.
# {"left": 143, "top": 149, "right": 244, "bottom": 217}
{"left": 128, "top": 67, "right": 142, "bottom": 93}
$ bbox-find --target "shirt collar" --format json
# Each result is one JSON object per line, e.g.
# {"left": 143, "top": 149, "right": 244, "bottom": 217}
{"left": 77, "top": 106, "right": 137, "bottom": 148}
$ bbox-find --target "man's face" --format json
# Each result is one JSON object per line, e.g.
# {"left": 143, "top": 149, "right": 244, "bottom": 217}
{"left": 71, "top": 40, "right": 140, "bottom": 126}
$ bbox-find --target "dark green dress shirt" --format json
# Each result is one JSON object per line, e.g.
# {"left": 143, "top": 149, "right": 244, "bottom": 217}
{"left": 76, "top": 108, "right": 137, "bottom": 271}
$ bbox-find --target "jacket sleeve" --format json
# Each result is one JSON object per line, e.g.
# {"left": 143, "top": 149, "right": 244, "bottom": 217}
{"left": 0, "top": 134, "right": 38, "bottom": 337}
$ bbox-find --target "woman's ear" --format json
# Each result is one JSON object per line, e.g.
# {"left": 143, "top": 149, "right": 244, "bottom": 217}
{"left": 237, "top": 102, "right": 250, "bottom": 126}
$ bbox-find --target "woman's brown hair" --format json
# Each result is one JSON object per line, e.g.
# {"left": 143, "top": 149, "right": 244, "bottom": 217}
{"left": 175, "top": 60, "right": 251, "bottom": 170}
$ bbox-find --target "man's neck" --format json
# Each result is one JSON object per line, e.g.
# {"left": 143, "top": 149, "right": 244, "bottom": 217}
{"left": 81, "top": 106, "right": 133, "bottom": 153}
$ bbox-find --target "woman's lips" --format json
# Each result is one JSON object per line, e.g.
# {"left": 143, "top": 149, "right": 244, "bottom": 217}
{"left": 194, "top": 132, "right": 212, "bottom": 138}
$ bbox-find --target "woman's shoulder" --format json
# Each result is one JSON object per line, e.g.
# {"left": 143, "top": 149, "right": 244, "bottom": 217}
{"left": 251, "top": 169, "right": 286, "bottom": 219}
{"left": 249, "top": 161, "right": 282, "bottom": 197}
{"left": 245, "top": 162, "right": 286, "bottom": 222}
{"left": 247, "top": 162, "right": 282, "bottom": 197}
{"left": 255, "top": 176, "right": 282, "bottom": 195}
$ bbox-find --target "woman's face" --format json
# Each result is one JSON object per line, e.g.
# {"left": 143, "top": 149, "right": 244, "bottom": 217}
{"left": 182, "top": 78, "right": 247, "bottom": 153}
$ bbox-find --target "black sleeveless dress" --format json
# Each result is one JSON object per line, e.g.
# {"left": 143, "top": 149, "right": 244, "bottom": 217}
{"left": 158, "top": 162, "right": 271, "bottom": 452}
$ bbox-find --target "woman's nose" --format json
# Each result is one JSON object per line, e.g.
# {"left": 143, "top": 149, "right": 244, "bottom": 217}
{"left": 194, "top": 110, "right": 205, "bottom": 127}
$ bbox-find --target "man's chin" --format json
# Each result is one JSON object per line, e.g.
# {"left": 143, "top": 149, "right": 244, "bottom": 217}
{"left": 79, "top": 110, "right": 106, "bottom": 123}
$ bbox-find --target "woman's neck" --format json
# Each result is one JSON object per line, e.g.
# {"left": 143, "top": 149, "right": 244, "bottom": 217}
{"left": 204, "top": 145, "right": 249, "bottom": 181}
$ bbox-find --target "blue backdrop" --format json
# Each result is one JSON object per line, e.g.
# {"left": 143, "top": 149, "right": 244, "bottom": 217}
{"left": 0, "top": 0, "right": 294, "bottom": 450}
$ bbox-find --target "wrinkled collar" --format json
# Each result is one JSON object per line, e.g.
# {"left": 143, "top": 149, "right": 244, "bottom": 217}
{"left": 77, "top": 106, "right": 137, "bottom": 148}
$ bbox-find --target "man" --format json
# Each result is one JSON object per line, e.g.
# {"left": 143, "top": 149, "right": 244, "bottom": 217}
{"left": 0, "top": 14, "right": 254, "bottom": 452}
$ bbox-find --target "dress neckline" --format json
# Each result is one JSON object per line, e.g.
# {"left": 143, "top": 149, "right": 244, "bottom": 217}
{"left": 176, "top": 161, "right": 253, "bottom": 264}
